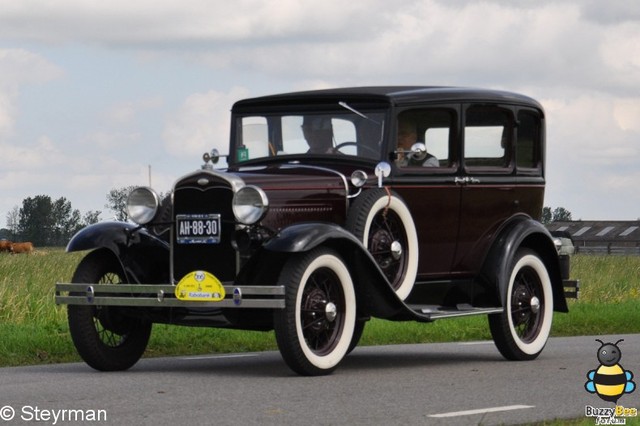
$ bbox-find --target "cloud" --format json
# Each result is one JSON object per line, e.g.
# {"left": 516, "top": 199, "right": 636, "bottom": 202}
{"left": 1, "top": 0, "right": 640, "bottom": 225}
{"left": 579, "top": 0, "right": 640, "bottom": 24}
{"left": 545, "top": 94, "right": 640, "bottom": 166}
{"left": 0, "top": 131, "right": 155, "bottom": 221}
{"left": 0, "top": 49, "right": 63, "bottom": 136}
{"left": 104, "top": 96, "right": 164, "bottom": 125}
{"left": 163, "top": 86, "right": 250, "bottom": 159}
{"left": 1, "top": 1, "right": 636, "bottom": 96}
{"left": 543, "top": 92, "right": 640, "bottom": 219}
{"left": 0, "top": 0, "right": 379, "bottom": 45}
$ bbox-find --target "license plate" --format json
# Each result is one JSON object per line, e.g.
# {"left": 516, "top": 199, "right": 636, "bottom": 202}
{"left": 176, "top": 214, "right": 221, "bottom": 244}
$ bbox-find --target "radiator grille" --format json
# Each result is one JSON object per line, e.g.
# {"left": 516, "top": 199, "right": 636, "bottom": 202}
{"left": 172, "top": 183, "right": 237, "bottom": 283}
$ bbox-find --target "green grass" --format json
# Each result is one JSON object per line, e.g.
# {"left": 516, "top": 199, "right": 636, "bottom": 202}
{"left": 1, "top": 249, "right": 639, "bottom": 367}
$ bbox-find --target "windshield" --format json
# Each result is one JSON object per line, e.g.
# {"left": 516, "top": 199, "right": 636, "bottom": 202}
{"left": 231, "top": 109, "right": 386, "bottom": 164}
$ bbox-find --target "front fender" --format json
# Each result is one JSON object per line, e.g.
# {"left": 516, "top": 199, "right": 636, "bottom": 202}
{"left": 66, "top": 221, "right": 169, "bottom": 284}
{"left": 263, "top": 222, "right": 363, "bottom": 252}
{"left": 481, "top": 216, "right": 568, "bottom": 312}
{"left": 249, "top": 223, "right": 406, "bottom": 318}
{"left": 67, "top": 221, "right": 142, "bottom": 253}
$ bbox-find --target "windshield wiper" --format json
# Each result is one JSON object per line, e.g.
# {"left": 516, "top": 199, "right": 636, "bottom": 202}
{"left": 338, "top": 101, "right": 381, "bottom": 125}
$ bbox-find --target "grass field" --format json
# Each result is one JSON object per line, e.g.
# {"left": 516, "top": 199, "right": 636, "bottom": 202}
{"left": 1, "top": 248, "right": 639, "bottom": 367}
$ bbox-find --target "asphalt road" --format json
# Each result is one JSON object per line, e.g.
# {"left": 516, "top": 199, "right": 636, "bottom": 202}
{"left": 1, "top": 334, "right": 639, "bottom": 425}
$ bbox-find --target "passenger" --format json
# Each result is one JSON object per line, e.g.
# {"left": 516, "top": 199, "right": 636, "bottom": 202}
{"left": 397, "top": 119, "right": 438, "bottom": 167}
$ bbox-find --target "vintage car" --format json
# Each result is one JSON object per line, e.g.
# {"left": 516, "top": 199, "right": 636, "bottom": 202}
{"left": 56, "top": 86, "right": 579, "bottom": 376}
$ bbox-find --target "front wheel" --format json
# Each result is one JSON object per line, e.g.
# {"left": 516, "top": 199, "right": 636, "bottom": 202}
{"left": 489, "top": 249, "right": 553, "bottom": 360}
{"left": 67, "top": 250, "right": 152, "bottom": 371}
{"left": 273, "top": 247, "right": 356, "bottom": 376}
{"left": 345, "top": 188, "right": 418, "bottom": 300}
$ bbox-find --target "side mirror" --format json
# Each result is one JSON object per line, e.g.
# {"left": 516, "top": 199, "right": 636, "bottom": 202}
{"left": 374, "top": 162, "right": 391, "bottom": 188}
{"left": 409, "top": 143, "right": 427, "bottom": 161}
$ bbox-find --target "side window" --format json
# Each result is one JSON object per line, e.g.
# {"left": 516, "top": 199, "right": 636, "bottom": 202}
{"left": 516, "top": 110, "right": 542, "bottom": 172}
{"left": 397, "top": 109, "right": 454, "bottom": 168}
{"left": 464, "top": 106, "right": 512, "bottom": 169}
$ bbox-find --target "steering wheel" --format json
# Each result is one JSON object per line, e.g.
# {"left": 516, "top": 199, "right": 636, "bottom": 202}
{"left": 334, "top": 141, "right": 379, "bottom": 157}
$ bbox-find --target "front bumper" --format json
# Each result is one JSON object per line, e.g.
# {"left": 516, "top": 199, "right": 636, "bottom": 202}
{"left": 55, "top": 283, "right": 285, "bottom": 309}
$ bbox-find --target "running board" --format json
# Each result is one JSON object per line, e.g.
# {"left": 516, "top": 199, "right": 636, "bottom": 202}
{"left": 408, "top": 304, "right": 504, "bottom": 320}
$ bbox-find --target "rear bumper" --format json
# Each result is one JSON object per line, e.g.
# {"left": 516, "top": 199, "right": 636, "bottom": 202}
{"left": 55, "top": 283, "right": 285, "bottom": 309}
{"left": 563, "top": 279, "right": 580, "bottom": 299}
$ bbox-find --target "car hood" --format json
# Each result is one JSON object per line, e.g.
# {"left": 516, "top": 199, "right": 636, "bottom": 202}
{"left": 232, "top": 163, "right": 356, "bottom": 230}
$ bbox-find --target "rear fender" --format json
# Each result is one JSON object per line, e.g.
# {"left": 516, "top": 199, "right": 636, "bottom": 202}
{"left": 66, "top": 222, "right": 170, "bottom": 284}
{"left": 480, "top": 216, "right": 568, "bottom": 313}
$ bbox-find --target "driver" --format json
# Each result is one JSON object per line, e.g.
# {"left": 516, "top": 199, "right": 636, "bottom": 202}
{"left": 302, "top": 116, "right": 336, "bottom": 154}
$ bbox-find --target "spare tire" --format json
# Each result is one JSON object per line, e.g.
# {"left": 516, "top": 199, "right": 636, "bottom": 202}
{"left": 346, "top": 188, "right": 418, "bottom": 300}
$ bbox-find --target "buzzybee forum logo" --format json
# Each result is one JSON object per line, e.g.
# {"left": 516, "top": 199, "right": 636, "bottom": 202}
{"left": 584, "top": 339, "right": 637, "bottom": 424}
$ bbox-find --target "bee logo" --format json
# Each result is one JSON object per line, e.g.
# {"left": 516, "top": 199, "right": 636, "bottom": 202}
{"left": 585, "top": 339, "right": 636, "bottom": 403}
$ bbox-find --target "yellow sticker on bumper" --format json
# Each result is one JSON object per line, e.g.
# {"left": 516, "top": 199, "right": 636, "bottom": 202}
{"left": 175, "top": 270, "right": 225, "bottom": 302}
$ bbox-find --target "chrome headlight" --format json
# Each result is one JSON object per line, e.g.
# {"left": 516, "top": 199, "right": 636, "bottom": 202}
{"left": 350, "top": 170, "right": 368, "bottom": 187}
{"left": 126, "top": 187, "right": 160, "bottom": 225}
{"left": 233, "top": 185, "right": 269, "bottom": 225}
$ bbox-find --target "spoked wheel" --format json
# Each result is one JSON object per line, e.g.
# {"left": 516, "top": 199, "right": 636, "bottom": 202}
{"left": 274, "top": 247, "right": 356, "bottom": 376}
{"left": 68, "top": 250, "right": 152, "bottom": 371}
{"left": 346, "top": 188, "right": 418, "bottom": 300}
{"left": 489, "top": 249, "right": 553, "bottom": 360}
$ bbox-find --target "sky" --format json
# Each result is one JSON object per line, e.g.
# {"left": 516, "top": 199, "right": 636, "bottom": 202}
{"left": 1, "top": 0, "right": 640, "bottom": 228}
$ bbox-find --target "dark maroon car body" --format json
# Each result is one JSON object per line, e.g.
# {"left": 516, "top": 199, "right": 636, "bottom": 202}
{"left": 56, "top": 87, "right": 578, "bottom": 376}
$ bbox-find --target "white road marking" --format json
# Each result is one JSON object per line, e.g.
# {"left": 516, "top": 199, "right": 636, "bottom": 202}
{"left": 458, "top": 341, "right": 494, "bottom": 345}
{"left": 428, "top": 405, "right": 535, "bottom": 418}
{"left": 179, "top": 353, "right": 259, "bottom": 361}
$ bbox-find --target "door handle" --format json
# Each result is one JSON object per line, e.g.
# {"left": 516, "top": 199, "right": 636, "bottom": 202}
{"left": 455, "top": 177, "right": 481, "bottom": 185}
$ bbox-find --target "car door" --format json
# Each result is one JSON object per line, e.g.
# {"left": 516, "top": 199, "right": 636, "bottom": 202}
{"left": 452, "top": 104, "right": 518, "bottom": 275}
{"left": 390, "top": 106, "right": 462, "bottom": 279}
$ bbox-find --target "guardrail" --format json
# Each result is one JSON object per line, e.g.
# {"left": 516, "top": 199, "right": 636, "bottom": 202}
{"left": 574, "top": 245, "right": 640, "bottom": 255}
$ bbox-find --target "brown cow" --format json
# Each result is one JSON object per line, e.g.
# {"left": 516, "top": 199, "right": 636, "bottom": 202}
{"left": 0, "top": 240, "right": 12, "bottom": 253}
{"left": 11, "top": 242, "right": 34, "bottom": 254}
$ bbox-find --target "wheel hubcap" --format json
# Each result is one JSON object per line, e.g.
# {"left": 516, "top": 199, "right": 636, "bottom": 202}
{"left": 511, "top": 267, "right": 544, "bottom": 343}
{"left": 300, "top": 268, "right": 346, "bottom": 355}
{"left": 530, "top": 296, "right": 541, "bottom": 314}
{"left": 390, "top": 241, "right": 402, "bottom": 260}
{"left": 368, "top": 211, "right": 408, "bottom": 289}
{"left": 325, "top": 302, "right": 337, "bottom": 322}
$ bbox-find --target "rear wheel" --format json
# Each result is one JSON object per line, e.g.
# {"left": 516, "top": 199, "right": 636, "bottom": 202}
{"left": 273, "top": 247, "right": 356, "bottom": 376}
{"left": 489, "top": 249, "right": 553, "bottom": 360}
{"left": 68, "top": 250, "right": 152, "bottom": 371}
{"left": 346, "top": 188, "right": 418, "bottom": 300}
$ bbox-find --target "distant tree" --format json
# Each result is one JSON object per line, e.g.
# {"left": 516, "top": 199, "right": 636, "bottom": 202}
{"left": 541, "top": 207, "right": 552, "bottom": 225}
{"left": 18, "top": 195, "right": 55, "bottom": 246}
{"left": 542, "top": 206, "right": 573, "bottom": 224}
{"left": 105, "top": 186, "right": 137, "bottom": 221}
{"left": 50, "top": 197, "right": 81, "bottom": 245}
{"left": 5, "top": 206, "right": 20, "bottom": 240}
{"left": 16, "top": 195, "right": 88, "bottom": 246}
{"left": 552, "top": 207, "right": 572, "bottom": 222}
{"left": 82, "top": 210, "right": 101, "bottom": 226}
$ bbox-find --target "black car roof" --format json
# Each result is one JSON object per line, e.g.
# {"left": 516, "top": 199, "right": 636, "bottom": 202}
{"left": 232, "top": 86, "right": 543, "bottom": 110}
